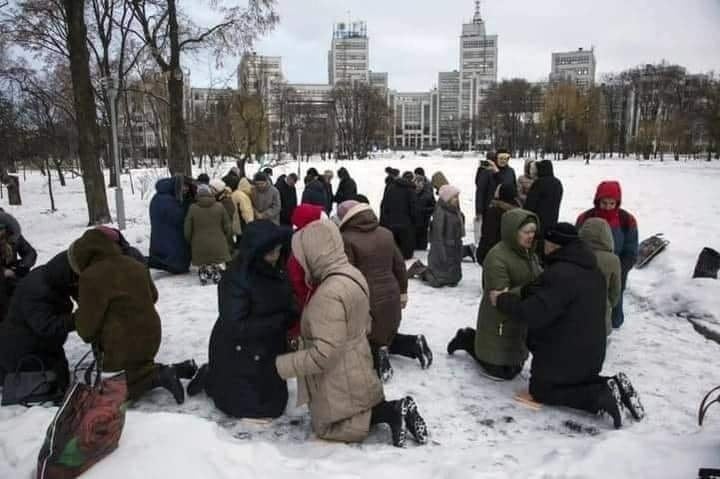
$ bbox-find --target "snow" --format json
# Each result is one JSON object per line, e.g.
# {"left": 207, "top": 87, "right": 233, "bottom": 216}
{"left": 2, "top": 155, "right": 720, "bottom": 478}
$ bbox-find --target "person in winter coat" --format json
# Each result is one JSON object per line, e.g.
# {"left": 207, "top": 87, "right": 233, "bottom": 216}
{"left": 338, "top": 201, "right": 433, "bottom": 382}
{"left": 187, "top": 221, "right": 296, "bottom": 419}
{"left": 184, "top": 185, "right": 232, "bottom": 284}
{"left": 447, "top": 209, "right": 542, "bottom": 380}
{"left": 0, "top": 251, "right": 76, "bottom": 396}
{"left": 251, "top": 173, "right": 281, "bottom": 225}
{"left": 517, "top": 159, "right": 537, "bottom": 206}
{"left": 380, "top": 172, "right": 418, "bottom": 259}
{"left": 576, "top": 181, "right": 638, "bottom": 329}
{"left": 148, "top": 176, "right": 192, "bottom": 274}
{"left": 408, "top": 185, "right": 465, "bottom": 288}
{"left": 68, "top": 229, "right": 195, "bottom": 404}
{"left": 414, "top": 173, "right": 436, "bottom": 251}
{"left": 275, "top": 219, "right": 429, "bottom": 447}
{"left": 196, "top": 173, "right": 210, "bottom": 185}
{"left": 476, "top": 184, "right": 521, "bottom": 265}
{"left": 232, "top": 177, "right": 255, "bottom": 235}
{"left": 276, "top": 173, "right": 298, "bottom": 226}
{"left": 0, "top": 222, "right": 37, "bottom": 321}
{"left": 474, "top": 152, "right": 497, "bottom": 222}
{"left": 210, "top": 179, "right": 241, "bottom": 248}
{"left": 333, "top": 167, "right": 358, "bottom": 205}
{"left": 301, "top": 177, "right": 330, "bottom": 210}
{"left": 490, "top": 223, "right": 645, "bottom": 429}
{"left": 579, "top": 218, "right": 622, "bottom": 336}
{"left": 430, "top": 171, "right": 448, "bottom": 194}
{"left": 525, "top": 160, "right": 564, "bottom": 259}
{"left": 95, "top": 225, "right": 147, "bottom": 266}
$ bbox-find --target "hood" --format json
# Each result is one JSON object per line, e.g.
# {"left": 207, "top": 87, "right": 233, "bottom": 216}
{"left": 239, "top": 220, "right": 292, "bottom": 268}
{"left": 155, "top": 177, "right": 176, "bottom": 195}
{"left": 291, "top": 219, "right": 349, "bottom": 284}
{"left": 44, "top": 250, "right": 79, "bottom": 297}
{"left": 222, "top": 172, "right": 240, "bottom": 191}
{"left": 545, "top": 239, "right": 598, "bottom": 270}
{"left": 292, "top": 203, "right": 324, "bottom": 230}
{"left": 579, "top": 218, "right": 615, "bottom": 253}
{"left": 68, "top": 229, "right": 122, "bottom": 274}
{"left": 523, "top": 159, "right": 536, "bottom": 177}
{"left": 594, "top": 181, "right": 622, "bottom": 207}
{"left": 431, "top": 171, "right": 448, "bottom": 190}
{"left": 302, "top": 180, "right": 328, "bottom": 208}
{"left": 196, "top": 193, "right": 216, "bottom": 208}
{"left": 339, "top": 204, "right": 378, "bottom": 232}
{"left": 338, "top": 167, "right": 350, "bottom": 180}
{"left": 0, "top": 210, "right": 22, "bottom": 242}
{"left": 238, "top": 177, "right": 253, "bottom": 195}
{"left": 536, "top": 160, "right": 555, "bottom": 178}
{"left": 501, "top": 208, "right": 539, "bottom": 255}
{"left": 275, "top": 174, "right": 287, "bottom": 187}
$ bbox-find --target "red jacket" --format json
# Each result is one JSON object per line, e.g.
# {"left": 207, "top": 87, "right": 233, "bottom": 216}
{"left": 287, "top": 204, "right": 324, "bottom": 338}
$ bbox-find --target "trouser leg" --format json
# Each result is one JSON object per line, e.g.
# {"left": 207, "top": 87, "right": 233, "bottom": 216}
{"left": 530, "top": 377, "right": 608, "bottom": 414}
{"left": 388, "top": 333, "right": 417, "bottom": 359}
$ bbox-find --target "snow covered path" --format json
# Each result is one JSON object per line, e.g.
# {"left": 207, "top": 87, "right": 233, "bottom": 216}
{"left": 1, "top": 156, "right": 720, "bottom": 477}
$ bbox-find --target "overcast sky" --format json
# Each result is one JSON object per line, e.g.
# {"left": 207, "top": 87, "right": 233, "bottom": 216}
{"left": 188, "top": 0, "right": 720, "bottom": 91}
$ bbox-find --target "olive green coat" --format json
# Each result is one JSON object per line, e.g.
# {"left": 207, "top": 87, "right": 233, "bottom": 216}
{"left": 184, "top": 193, "right": 232, "bottom": 266}
{"left": 579, "top": 218, "right": 622, "bottom": 336}
{"left": 474, "top": 209, "right": 542, "bottom": 367}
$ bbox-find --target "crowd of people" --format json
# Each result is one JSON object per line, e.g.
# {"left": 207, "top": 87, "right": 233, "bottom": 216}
{"left": 0, "top": 150, "right": 646, "bottom": 450}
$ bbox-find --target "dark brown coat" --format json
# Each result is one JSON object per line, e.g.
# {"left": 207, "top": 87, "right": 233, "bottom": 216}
{"left": 339, "top": 204, "right": 408, "bottom": 347}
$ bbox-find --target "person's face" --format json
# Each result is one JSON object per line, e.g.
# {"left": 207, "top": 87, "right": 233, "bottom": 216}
{"left": 599, "top": 198, "right": 618, "bottom": 211}
{"left": 517, "top": 223, "right": 537, "bottom": 250}
{"left": 544, "top": 241, "right": 561, "bottom": 256}
{"left": 255, "top": 180, "right": 268, "bottom": 191}
{"left": 286, "top": 176, "right": 297, "bottom": 187}
{"left": 264, "top": 245, "right": 282, "bottom": 265}
{"left": 449, "top": 195, "right": 460, "bottom": 207}
{"left": 497, "top": 156, "right": 509, "bottom": 168}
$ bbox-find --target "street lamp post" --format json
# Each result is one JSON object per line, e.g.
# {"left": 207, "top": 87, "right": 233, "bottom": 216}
{"left": 102, "top": 77, "right": 126, "bottom": 230}
{"left": 297, "top": 128, "right": 303, "bottom": 178}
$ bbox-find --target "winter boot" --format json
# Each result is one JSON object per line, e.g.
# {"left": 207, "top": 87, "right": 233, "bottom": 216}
{"left": 597, "top": 379, "right": 623, "bottom": 429}
{"left": 172, "top": 359, "right": 198, "bottom": 380}
{"left": 462, "top": 244, "right": 477, "bottom": 263}
{"left": 614, "top": 372, "right": 646, "bottom": 421}
{"left": 187, "top": 363, "right": 209, "bottom": 397}
{"left": 211, "top": 264, "right": 223, "bottom": 284}
{"left": 375, "top": 346, "right": 394, "bottom": 383}
{"left": 404, "top": 396, "right": 429, "bottom": 445}
{"left": 415, "top": 335, "right": 433, "bottom": 369}
{"left": 693, "top": 248, "right": 720, "bottom": 279}
{"left": 198, "top": 265, "right": 211, "bottom": 285}
{"left": 155, "top": 365, "right": 185, "bottom": 405}
{"left": 447, "top": 328, "right": 474, "bottom": 355}
{"left": 406, "top": 260, "right": 427, "bottom": 279}
{"left": 387, "top": 399, "right": 408, "bottom": 447}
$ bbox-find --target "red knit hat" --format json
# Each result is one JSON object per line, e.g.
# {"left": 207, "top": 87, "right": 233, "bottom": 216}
{"left": 594, "top": 181, "right": 622, "bottom": 206}
{"left": 291, "top": 204, "right": 324, "bottom": 230}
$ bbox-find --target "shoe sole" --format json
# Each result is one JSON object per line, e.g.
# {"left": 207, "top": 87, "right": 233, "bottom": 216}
{"left": 615, "top": 372, "right": 646, "bottom": 421}
{"left": 606, "top": 379, "right": 624, "bottom": 429}
{"left": 393, "top": 400, "right": 408, "bottom": 447}
{"left": 404, "top": 396, "right": 428, "bottom": 444}
{"left": 417, "top": 335, "right": 433, "bottom": 369}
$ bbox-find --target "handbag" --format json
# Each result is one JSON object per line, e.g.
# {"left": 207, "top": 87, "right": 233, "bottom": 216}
{"left": 1, "top": 356, "right": 60, "bottom": 406}
{"left": 36, "top": 349, "right": 128, "bottom": 479}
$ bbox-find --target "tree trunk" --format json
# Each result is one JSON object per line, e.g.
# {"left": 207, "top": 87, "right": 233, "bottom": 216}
{"left": 45, "top": 158, "right": 56, "bottom": 212}
{"left": 3, "top": 175, "right": 21, "bottom": 205}
{"left": 63, "top": 0, "right": 111, "bottom": 225}
{"left": 53, "top": 158, "right": 67, "bottom": 186}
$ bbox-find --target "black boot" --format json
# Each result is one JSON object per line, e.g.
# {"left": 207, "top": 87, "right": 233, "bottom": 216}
{"left": 404, "top": 396, "right": 429, "bottom": 444}
{"left": 447, "top": 328, "right": 474, "bottom": 355}
{"left": 406, "top": 260, "right": 427, "bottom": 279}
{"left": 614, "top": 372, "right": 645, "bottom": 421}
{"left": 155, "top": 365, "right": 185, "bottom": 405}
{"left": 187, "top": 363, "right": 208, "bottom": 397}
{"left": 415, "top": 335, "right": 433, "bottom": 369}
{"left": 597, "top": 379, "right": 623, "bottom": 429}
{"left": 172, "top": 359, "right": 198, "bottom": 380}
{"left": 694, "top": 247, "right": 720, "bottom": 279}
{"left": 371, "top": 399, "right": 407, "bottom": 447}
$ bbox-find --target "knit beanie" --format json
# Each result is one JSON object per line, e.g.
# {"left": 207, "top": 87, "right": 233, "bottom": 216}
{"left": 337, "top": 200, "right": 360, "bottom": 220}
{"left": 209, "top": 178, "right": 226, "bottom": 194}
{"left": 439, "top": 184, "right": 460, "bottom": 203}
{"left": 545, "top": 222, "right": 580, "bottom": 246}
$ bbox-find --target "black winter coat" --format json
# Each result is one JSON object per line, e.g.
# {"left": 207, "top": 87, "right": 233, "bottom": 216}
{"left": 476, "top": 166, "right": 517, "bottom": 217}
{"left": 496, "top": 240, "right": 607, "bottom": 386}
{"left": 380, "top": 178, "right": 417, "bottom": 229}
{"left": 334, "top": 177, "right": 358, "bottom": 205}
{"left": 276, "top": 176, "right": 298, "bottom": 226}
{"left": 0, "top": 251, "right": 77, "bottom": 390}
{"left": 524, "top": 160, "right": 563, "bottom": 233}
{"left": 205, "top": 221, "right": 295, "bottom": 419}
{"left": 476, "top": 200, "right": 519, "bottom": 265}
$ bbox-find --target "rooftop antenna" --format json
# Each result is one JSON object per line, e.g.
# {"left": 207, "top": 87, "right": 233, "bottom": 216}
{"left": 474, "top": 0, "right": 482, "bottom": 23}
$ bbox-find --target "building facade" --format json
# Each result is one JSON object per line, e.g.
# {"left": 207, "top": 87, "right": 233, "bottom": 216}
{"left": 438, "top": 71, "right": 461, "bottom": 149}
{"left": 549, "top": 48, "right": 597, "bottom": 89}
{"left": 328, "top": 21, "right": 369, "bottom": 86}
{"left": 391, "top": 91, "right": 438, "bottom": 149}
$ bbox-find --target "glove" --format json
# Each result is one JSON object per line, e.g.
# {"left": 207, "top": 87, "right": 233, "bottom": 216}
{"left": 400, "top": 294, "right": 408, "bottom": 309}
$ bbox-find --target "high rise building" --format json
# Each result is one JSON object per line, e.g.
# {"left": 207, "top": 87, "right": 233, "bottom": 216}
{"left": 392, "top": 91, "right": 438, "bottom": 149}
{"left": 237, "top": 54, "right": 284, "bottom": 93}
{"left": 549, "top": 48, "right": 596, "bottom": 89}
{"left": 328, "top": 21, "right": 369, "bottom": 85}
{"left": 438, "top": 71, "right": 461, "bottom": 149}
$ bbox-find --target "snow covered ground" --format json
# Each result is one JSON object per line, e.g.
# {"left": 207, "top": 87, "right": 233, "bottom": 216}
{"left": 1, "top": 154, "right": 720, "bottom": 478}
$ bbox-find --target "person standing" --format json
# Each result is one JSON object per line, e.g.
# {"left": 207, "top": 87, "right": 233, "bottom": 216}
{"left": 576, "top": 181, "right": 638, "bottom": 329}
{"left": 148, "top": 176, "right": 192, "bottom": 274}
{"left": 447, "top": 209, "right": 542, "bottom": 380}
{"left": 380, "top": 171, "right": 418, "bottom": 259}
{"left": 338, "top": 201, "right": 433, "bottom": 382}
{"left": 490, "top": 223, "right": 644, "bottom": 429}
{"left": 413, "top": 172, "right": 435, "bottom": 251}
{"left": 276, "top": 173, "right": 298, "bottom": 227}
{"left": 517, "top": 159, "right": 537, "bottom": 206}
{"left": 333, "top": 167, "right": 358, "bottom": 205}
{"left": 184, "top": 185, "right": 232, "bottom": 284}
{"left": 474, "top": 152, "right": 497, "bottom": 230}
{"left": 210, "top": 179, "right": 241, "bottom": 251}
{"left": 276, "top": 220, "right": 429, "bottom": 448}
{"left": 476, "top": 184, "right": 521, "bottom": 265}
{"left": 525, "top": 159, "right": 564, "bottom": 259}
{"left": 251, "top": 172, "right": 282, "bottom": 225}
{"left": 322, "top": 170, "right": 335, "bottom": 213}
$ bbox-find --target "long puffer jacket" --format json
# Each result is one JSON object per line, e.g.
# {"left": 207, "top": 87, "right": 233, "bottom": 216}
{"left": 205, "top": 220, "right": 295, "bottom": 419}
{"left": 149, "top": 177, "right": 191, "bottom": 274}
{"left": 184, "top": 190, "right": 232, "bottom": 266}
{"left": 423, "top": 199, "right": 465, "bottom": 287}
{"left": 276, "top": 220, "right": 384, "bottom": 443}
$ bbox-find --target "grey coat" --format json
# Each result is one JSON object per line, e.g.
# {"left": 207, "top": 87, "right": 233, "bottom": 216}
{"left": 251, "top": 186, "right": 281, "bottom": 225}
{"left": 423, "top": 199, "right": 465, "bottom": 287}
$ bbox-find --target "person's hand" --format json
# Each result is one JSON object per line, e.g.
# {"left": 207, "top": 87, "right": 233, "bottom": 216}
{"left": 489, "top": 288, "right": 509, "bottom": 307}
{"left": 3, "top": 268, "right": 15, "bottom": 279}
{"left": 400, "top": 294, "right": 408, "bottom": 309}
